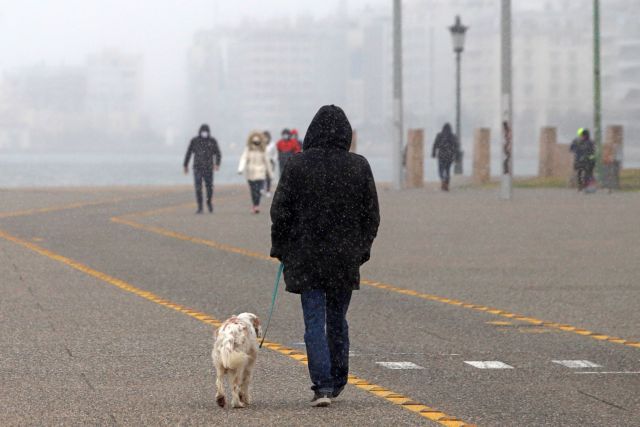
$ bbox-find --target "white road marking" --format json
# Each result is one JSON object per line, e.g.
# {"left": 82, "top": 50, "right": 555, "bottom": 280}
{"left": 574, "top": 371, "right": 640, "bottom": 375}
{"left": 552, "top": 360, "right": 602, "bottom": 368}
{"left": 376, "top": 361, "right": 424, "bottom": 370}
{"left": 464, "top": 361, "right": 514, "bottom": 369}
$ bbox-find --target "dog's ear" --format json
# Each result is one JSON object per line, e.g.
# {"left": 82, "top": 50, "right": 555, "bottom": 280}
{"left": 253, "top": 317, "right": 262, "bottom": 338}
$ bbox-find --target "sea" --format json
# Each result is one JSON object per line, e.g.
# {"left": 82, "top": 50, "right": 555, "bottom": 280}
{"left": 1, "top": 152, "right": 636, "bottom": 188}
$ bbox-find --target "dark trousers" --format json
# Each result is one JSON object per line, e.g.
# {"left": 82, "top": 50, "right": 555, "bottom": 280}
{"left": 301, "top": 288, "right": 352, "bottom": 394}
{"left": 438, "top": 158, "right": 453, "bottom": 184}
{"left": 194, "top": 168, "right": 213, "bottom": 209}
{"left": 576, "top": 163, "right": 594, "bottom": 190}
{"left": 248, "top": 180, "right": 264, "bottom": 206}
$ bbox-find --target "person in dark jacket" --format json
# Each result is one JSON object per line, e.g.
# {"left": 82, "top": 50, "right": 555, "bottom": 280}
{"left": 183, "top": 124, "right": 222, "bottom": 213}
{"left": 270, "top": 105, "right": 380, "bottom": 407}
{"left": 432, "top": 123, "right": 458, "bottom": 191}
{"left": 570, "top": 128, "right": 596, "bottom": 191}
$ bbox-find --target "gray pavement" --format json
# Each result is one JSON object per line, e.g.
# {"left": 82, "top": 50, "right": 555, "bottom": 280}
{"left": 0, "top": 185, "right": 639, "bottom": 426}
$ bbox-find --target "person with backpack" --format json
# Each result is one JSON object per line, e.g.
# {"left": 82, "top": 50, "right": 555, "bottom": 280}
{"left": 183, "top": 124, "right": 222, "bottom": 213}
{"left": 270, "top": 105, "right": 380, "bottom": 407}
{"left": 431, "top": 123, "right": 458, "bottom": 191}
{"left": 238, "top": 131, "right": 273, "bottom": 214}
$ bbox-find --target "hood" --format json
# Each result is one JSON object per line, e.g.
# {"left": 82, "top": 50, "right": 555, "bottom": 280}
{"left": 442, "top": 123, "right": 452, "bottom": 135}
{"left": 199, "top": 124, "right": 210, "bottom": 135}
{"left": 246, "top": 130, "right": 266, "bottom": 149}
{"left": 302, "top": 105, "right": 352, "bottom": 151}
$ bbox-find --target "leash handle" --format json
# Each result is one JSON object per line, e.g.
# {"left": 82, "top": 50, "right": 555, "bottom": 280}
{"left": 260, "top": 263, "right": 284, "bottom": 348}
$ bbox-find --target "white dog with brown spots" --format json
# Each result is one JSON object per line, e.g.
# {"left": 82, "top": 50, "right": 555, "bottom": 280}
{"left": 212, "top": 313, "right": 262, "bottom": 408}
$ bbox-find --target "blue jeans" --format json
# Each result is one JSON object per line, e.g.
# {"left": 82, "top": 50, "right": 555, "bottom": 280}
{"left": 301, "top": 288, "right": 352, "bottom": 395}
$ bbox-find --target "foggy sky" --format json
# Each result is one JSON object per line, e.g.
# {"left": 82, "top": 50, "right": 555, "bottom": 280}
{"left": 0, "top": 0, "right": 383, "bottom": 126}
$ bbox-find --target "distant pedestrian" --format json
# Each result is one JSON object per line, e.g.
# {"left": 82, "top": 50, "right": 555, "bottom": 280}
{"left": 570, "top": 128, "right": 596, "bottom": 191}
{"left": 264, "top": 131, "right": 277, "bottom": 197}
{"left": 432, "top": 123, "right": 458, "bottom": 191}
{"left": 270, "top": 105, "right": 380, "bottom": 407}
{"left": 183, "top": 124, "right": 221, "bottom": 214}
{"left": 276, "top": 128, "right": 300, "bottom": 174}
{"left": 238, "top": 131, "right": 273, "bottom": 214}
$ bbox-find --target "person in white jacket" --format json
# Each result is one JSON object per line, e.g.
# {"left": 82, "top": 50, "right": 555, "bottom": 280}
{"left": 238, "top": 131, "right": 273, "bottom": 214}
{"left": 264, "top": 130, "right": 278, "bottom": 197}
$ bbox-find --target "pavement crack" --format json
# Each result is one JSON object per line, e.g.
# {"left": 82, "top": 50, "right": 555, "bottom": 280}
{"left": 577, "top": 389, "right": 627, "bottom": 411}
{"left": 80, "top": 373, "right": 96, "bottom": 392}
{"left": 64, "top": 345, "right": 74, "bottom": 358}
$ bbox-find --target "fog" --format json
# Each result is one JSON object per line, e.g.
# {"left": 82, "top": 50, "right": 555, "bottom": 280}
{"left": 1, "top": 0, "right": 639, "bottom": 186}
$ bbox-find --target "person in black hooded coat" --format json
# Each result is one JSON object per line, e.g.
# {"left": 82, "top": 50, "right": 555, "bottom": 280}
{"left": 432, "top": 123, "right": 458, "bottom": 191}
{"left": 270, "top": 105, "right": 380, "bottom": 406}
{"left": 183, "top": 124, "right": 221, "bottom": 213}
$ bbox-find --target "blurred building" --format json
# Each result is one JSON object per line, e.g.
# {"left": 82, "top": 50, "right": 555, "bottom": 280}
{"left": 187, "top": 16, "right": 349, "bottom": 149}
{"left": 602, "top": 0, "right": 640, "bottom": 161}
{"left": 0, "top": 50, "right": 156, "bottom": 152}
{"left": 185, "top": 0, "right": 638, "bottom": 166}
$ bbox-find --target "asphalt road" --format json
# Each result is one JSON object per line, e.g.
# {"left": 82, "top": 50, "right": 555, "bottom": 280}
{"left": 1, "top": 185, "right": 638, "bottom": 426}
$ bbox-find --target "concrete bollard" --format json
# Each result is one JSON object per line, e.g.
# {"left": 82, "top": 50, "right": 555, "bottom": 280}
{"left": 552, "top": 143, "right": 574, "bottom": 180}
{"left": 538, "top": 127, "right": 556, "bottom": 178}
{"left": 405, "top": 129, "right": 424, "bottom": 189}
{"left": 350, "top": 129, "right": 357, "bottom": 153}
{"left": 536, "top": 126, "right": 573, "bottom": 184}
{"left": 472, "top": 128, "right": 491, "bottom": 185}
{"left": 602, "top": 125, "right": 623, "bottom": 189}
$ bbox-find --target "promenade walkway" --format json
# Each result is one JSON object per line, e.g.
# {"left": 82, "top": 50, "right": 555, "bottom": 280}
{"left": 1, "top": 185, "right": 638, "bottom": 426}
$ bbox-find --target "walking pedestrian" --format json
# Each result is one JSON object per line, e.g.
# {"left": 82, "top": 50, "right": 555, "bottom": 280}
{"left": 432, "top": 123, "right": 458, "bottom": 191}
{"left": 270, "top": 105, "right": 380, "bottom": 407}
{"left": 264, "top": 131, "right": 277, "bottom": 197}
{"left": 238, "top": 131, "right": 273, "bottom": 214}
{"left": 570, "top": 128, "right": 596, "bottom": 191}
{"left": 276, "top": 128, "right": 300, "bottom": 174}
{"left": 183, "top": 124, "right": 221, "bottom": 214}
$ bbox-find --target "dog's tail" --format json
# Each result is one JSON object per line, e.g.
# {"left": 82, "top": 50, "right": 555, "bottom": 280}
{"left": 219, "top": 340, "right": 248, "bottom": 370}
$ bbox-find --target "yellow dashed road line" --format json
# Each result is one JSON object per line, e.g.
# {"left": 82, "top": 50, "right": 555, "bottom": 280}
{"left": 111, "top": 207, "right": 640, "bottom": 351}
{"left": 0, "top": 228, "right": 474, "bottom": 427}
{"left": 0, "top": 191, "right": 178, "bottom": 220}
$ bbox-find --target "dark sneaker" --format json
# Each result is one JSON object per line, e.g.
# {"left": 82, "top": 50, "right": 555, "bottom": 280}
{"left": 195, "top": 208, "right": 203, "bottom": 214}
{"left": 310, "top": 393, "right": 331, "bottom": 407}
{"left": 331, "top": 386, "right": 344, "bottom": 398}
{"left": 207, "top": 202, "right": 213, "bottom": 213}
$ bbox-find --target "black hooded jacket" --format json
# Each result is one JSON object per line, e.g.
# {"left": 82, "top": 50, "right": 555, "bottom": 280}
{"left": 184, "top": 124, "right": 222, "bottom": 171}
{"left": 432, "top": 124, "right": 458, "bottom": 163}
{"left": 270, "top": 105, "right": 380, "bottom": 294}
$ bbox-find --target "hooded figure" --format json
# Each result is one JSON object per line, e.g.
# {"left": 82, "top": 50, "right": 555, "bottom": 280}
{"left": 183, "top": 124, "right": 222, "bottom": 213}
{"left": 270, "top": 105, "right": 380, "bottom": 406}
{"left": 432, "top": 123, "right": 458, "bottom": 191}
{"left": 238, "top": 131, "right": 273, "bottom": 213}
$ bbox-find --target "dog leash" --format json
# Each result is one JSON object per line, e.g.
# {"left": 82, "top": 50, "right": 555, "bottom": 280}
{"left": 259, "top": 262, "right": 284, "bottom": 348}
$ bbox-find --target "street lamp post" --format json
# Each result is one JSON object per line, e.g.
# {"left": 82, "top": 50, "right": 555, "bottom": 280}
{"left": 392, "top": 0, "right": 404, "bottom": 190}
{"left": 593, "top": 0, "right": 603, "bottom": 181}
{"left": 449, "top": 15, "right": 468, "bottom": 175}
